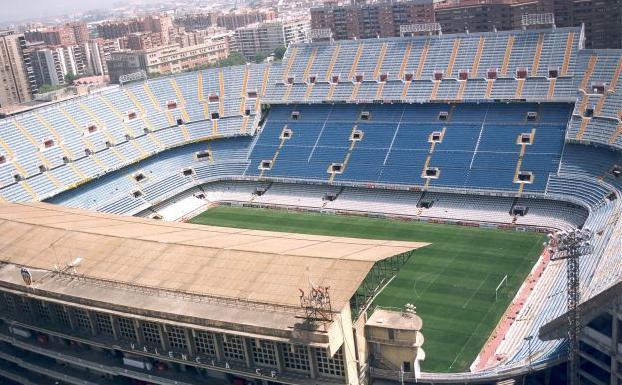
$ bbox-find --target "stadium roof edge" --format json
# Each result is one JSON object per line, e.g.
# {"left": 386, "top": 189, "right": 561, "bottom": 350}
{"left": 0, "top": 202, "right": 428, "bottom": 313}
{"left": 292, "top": 26, "right": 583, "bottom": 48}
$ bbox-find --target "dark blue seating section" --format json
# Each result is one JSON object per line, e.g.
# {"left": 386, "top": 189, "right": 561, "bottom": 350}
{"left": 246, "top": 103, "right": 571, "bottom": 193}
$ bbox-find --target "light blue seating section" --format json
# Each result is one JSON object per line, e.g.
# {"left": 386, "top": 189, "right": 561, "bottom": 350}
{"left": 246, "top": 103, "right": 570, "bottom": 193}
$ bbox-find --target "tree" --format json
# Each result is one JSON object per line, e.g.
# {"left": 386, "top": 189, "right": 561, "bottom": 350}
{"left": 273, "top": 45, "right": 287, "bottom": 60}
{"left": 253, "top": 52, "right": 269, "bottom": 63}
{"left": 64, "top": 72, "right": 76, "bottom": 85}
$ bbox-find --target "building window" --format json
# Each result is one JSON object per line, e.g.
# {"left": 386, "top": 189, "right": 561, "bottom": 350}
{"left": 282, "top": 343, "right": 310, "bottom": 372}
{"left": 95, "top": 313, "right": 114, "bottom": 337}
{"left": 74, "top": 308, "right": 92, "bottom": 331}
{"left": 141, "top": 321, "right": 162, "bottom": 346}
{"left": 222, "top": 334, "right": 245, "bottom": 361}
{"left": 0, "top": 293, "right": 16, "bottom": 314}
{"left": 16, "top": 297, "right": 31, "bottom": 319}
{"left": 166, "top": 326, "right": 188, "bottom": 350}
{"left": 33, "top": 300, "right": 51, "bottom": 322}
{"left": 51, "top": 303, "right": 71, "bottom": 327}
{"left": 315, "top": 347, "right": 345, "bottom": 378}
{"left": 194, "top": 331, "right": 217, "bottom": 356}
{"left": 118, "top": 317, "right": 137, "bottom": 341}
{"left": 251, "top": 339, "right": 277, "bottom": 367}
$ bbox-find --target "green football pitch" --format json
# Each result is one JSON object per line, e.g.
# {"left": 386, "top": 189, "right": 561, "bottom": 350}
{"left": 189, "top": 206, "right": 545, "bottom": 372}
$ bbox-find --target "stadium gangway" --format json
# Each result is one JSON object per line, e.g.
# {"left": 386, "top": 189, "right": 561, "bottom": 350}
{"left": 471, "top": 36, "right": 485, "bottom": 78}
{"left": 530, "top": 33, "right": 544, "bottom": 77}
{"left": 218, "top": 69, "right": 226, "bottom": 117}
{"left": 500, "top": 35, "right": 515, "bottom": 77}
{"left": 415, "top": 40, "right": 429, "bottom": 80}
{"left": 446, "top": 38, "right": 461, "bottom": 78}
{"left": 560, "top": 32, "right": 575, "bottom": 76}
{"left": 398, "top": 43, "right": 412, "bottom": 80}
{"left": 373, "top": 43, "right": 388, "bottom": 81}
{"left": 579, "top": 55, "right": 598, "bottom": 92}
{"left": 608, "top": 58, "right": 622, "bottom": 92}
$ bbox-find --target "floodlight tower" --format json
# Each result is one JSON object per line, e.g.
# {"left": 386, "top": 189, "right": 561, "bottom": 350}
{"left": 546, "top": 228, "right": 593, "bottom": 385}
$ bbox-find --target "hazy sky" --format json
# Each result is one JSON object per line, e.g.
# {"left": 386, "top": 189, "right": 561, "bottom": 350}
{"left": 0, "top": 0, "right": 119, "bottom": 23}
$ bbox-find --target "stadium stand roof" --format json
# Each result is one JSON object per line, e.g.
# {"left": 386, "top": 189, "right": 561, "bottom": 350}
{"left": 0, "top": 202, "right": 427, "bottom": 335}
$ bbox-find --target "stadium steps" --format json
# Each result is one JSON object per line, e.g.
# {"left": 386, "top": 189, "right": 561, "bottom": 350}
{"left": 576, "top": 93, "right": 589, "bottom": 116}
{"left": 608, "top": 122, "right": 622, "bottom": 144}
{"left": 593, "top": 94, "right": 607, "bottom": 115}
{"left": 179, "top": 123, "right": 190, "bottom": 141}
{"left": 143, "top": 83, "right": 161, "bottom": 111}
{"left": 58, "top": 105, "right": 97, "bottom": 154}
{"left": 18, "top": 181, "right": 37, "bottom": 201}
{"left": 485, "top": 80, "right": 494, "bottom": 98}
{"left": 302, "top": 47, "right": 317, "bottom": 81}
{"left": 259, "top": 136, "right": 288, "bottom": 178}
{"left": 561, "top": 32, "right": 575, "bottom": 76}
{"left": 375, "top": 82, "right": 385, "bottom": 99}
{"left": 12, "top": 120, "right": 55, "bottom": 173}
{"left": 515, "top": 78, "right": 525, "bottom": 99}
{"left": 471, "top": 36, "right": 485, "bottom": 78}
{"left": 350, "top": 82, "right": 361, "bottom": 101}
{"left": 0, "top": 139, "right": 27, "bottom": 177}
{"left": 328, "top": 126, "right": 359, "bottom": 183}
{"left": 446, "top": 38, "right": 460, "bottom": 78}
{"left": 212, "top": 119, "right": 219, "bottom": 136}
{"left": 123, "top": 88, "right": 147, "bottom": 116}
{"left": 608, "top": 57, "right": 622, "bottom": 92}
{"left": 373, "top": 42, "right": 388, "bottom": 80}
{"left": 241, "top": 115, "right": 250, "bottom": 135}
{"left": 579, "top": 55, "right": 598, "bottom": 91}
{"left": 415, "top": 40, "right": 429, "bottom": 80}
{"left": 197, "top": 71, "right": 204, "bottom": 102}
{"left": 327, "top": 83, "right": 337, "bottom": 100}
{"left": 401, "top": 80, "right": 411, "bottom": 99}
{"left": 239, "top": 66, "right": 249, "bottom": 115}
{"left": 33, "top": 112, "right": 74, "bottom": 163}
{"left": 530, "top": 33, "right": 544, "bottom": 77}
{"left": 325, "top": 44, "right": 340, "bottom": 82}
{"left": 170, "top": 78, "right": 187, "bottom": 105}
{"left": 349, "top": 44, "right": 364, "bottom": 81}
{"left": 257, "top": 64, "right": 271, "bottom": 112}
{"left": 575, "top": 117, "right": 591, "bottom": 140}
{"left": 457, "top": 80, "right": 467, "bottom": 100}
{"left": 304, "top": 83, "right": 315, "bottom": 101}
{"left": 218, "top": 69, "right": 225, "bottom": 117}
{"left": 430, "top": 81, "right": 440, "bottom": 100}
{"left": 501, "top": 35, "right": 514, "bottom": 77}
{"left": 282, "top": 46, "right": 298, "bottom": 82}
{"left": 547, "top": 78, "right": 556, "bottom": 99}
{"left": 283, "top": 84, "right": 293, "bottom": 102}
{"left": 398, "top": 43, "right": 412, "bottom": 80}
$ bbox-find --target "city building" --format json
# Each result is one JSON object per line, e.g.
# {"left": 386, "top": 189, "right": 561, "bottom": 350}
{"left": 433, "top": 0, "right": 621, "bottom": 49}
{"left": 96, "top": 18, "right": 146, "bottom": 40}
{"left": 216, "top": 9, "right": 279, "bottom": 30}
{"left": 0, "top": 30, "right": 36, "bottom": 108}
{"left": 310, "top": 0, "right": 435, "bottom": 40}
{"left": 24, "top": 26, "right": 74, "bottom": 46}
{"left": 67, "top": 22, "right": 90, "bottom": 45}
{"left": 174, "top": 12, "right": 217, "bottom": 30}
{"left": 235, "top": 18, "right": 309, "bottom": 59}
{"left": 30, "top": 44, "right": 88, "bottom": 87}
{"left": 107, "top": 38, "right": 229, "bottom": 83}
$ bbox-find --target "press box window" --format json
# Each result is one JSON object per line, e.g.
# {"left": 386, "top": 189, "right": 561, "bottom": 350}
{"left": 423, "top": 167, "right": 439, "bottom": 179}
{"left": 487, "top": 68, "right": 498, "bottom": 80}
{"left": 429, "top": 131, "right": 442, "bottom": 143}
{"left": 247, "top": 91, "right": 257, "bottom": 98}
{"left": 354, "top": 74, "right": 363, "bottom": 83}
{"left": 590, "top": 82, "right": 605, "bottom": 95}
{"left": 516, "top": 171, "right": 533, "bottom": 183}
{"left": 133, "top": 172, "right": 146, "bottom": 182}
{"left": 43, "top": 138, "right": 55, "bottom": 148}
{"left": 85, "top": 125, "right": 98, "bottom": 134}
{"left": 518, "top": 133, "right": 533, "bottom": 145}
{"left": 167, "top": 100, "right": 177, "bottom": 110}
{"left": 308, "top": 75, "right": 317, "bottom": 84}
{"left": 404, "top": 73, "right": 414, "bottom": 82}
{"left": 516, "top": 67, "right": 528, "bottom": 79}
{"left": 438, "top": 111, "right": 449, "bottom": 121}
{"left": 280, "top": 127, "right": 293, "bottom": 140}
{"left": 182, "top": 168, "right": 194, "bottom": 176}
{"left": 360, "top": 111, "right": 371, "bottom": 121}
{"left": 328, "top": 163, "right": 344, "bottom": 174}
{"left": 287, "top": 76, "right": 294, "bottom": 85}
{"left": 0, "top": 155, "right": 6, "bottom": 165}
{"left": 132, "top": 190, "right": 143, "bottom": 198}
{"left": 176, "top": 118, "right": 184, "bottom": 126}
{"left": 459, "top": 69, "right": 469, "bottom": 80}
{"left": 127, "top": 111, "right": 137, "bottom": 120}
{"left": 527, "top": 111, "right": 538, "bottom": 121}
{"left": 259, "top": 160, "right": 273, "bottom": 170}
{"left": 291, "top": 111, "right": 300, "bottom": 120}
{"left": 433, "top": 70, "right": 443, "bottom": 81}
{"left": 195, "top": 151, "right": 212, "bottom": 161}
{"left": 350, "top": 130, "right": 364, "bottom": 141}
{"left": 584, "top": 106, "right": 594, "bottom": 118}
{"left": 548, "top": 67, "right": 559, "bottom": 79}
{"left": 331, "top": 74, "right": 339, "bottom": 84}
{"left": 208, "top": 94, "right": 219, "bottom": 102}
{"left": 38, "top": 165, "right": 48, "bottom": 173}
{"left": 211, "top": 112, "right": 220, "bottom": 120}
{"left": 378, "top": 73, "right": 388, "bottom": 82}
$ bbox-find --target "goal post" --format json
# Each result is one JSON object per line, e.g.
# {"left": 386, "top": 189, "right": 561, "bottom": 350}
{"left": 495, "top": 274, "right": 508, "bottom": 301}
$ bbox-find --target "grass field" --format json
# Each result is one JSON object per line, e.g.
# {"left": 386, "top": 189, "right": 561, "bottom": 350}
{"left": 189, "top": 206, "right": 545, "bottom": 373}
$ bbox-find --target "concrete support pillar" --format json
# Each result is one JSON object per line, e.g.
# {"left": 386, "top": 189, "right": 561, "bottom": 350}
{"left": 308, "top": 346, "right": 319, "bottom": 379}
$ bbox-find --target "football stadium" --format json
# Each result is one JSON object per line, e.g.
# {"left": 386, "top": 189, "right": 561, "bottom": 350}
{"left": 0, "top": 24, "right": 621, "bottom": 385}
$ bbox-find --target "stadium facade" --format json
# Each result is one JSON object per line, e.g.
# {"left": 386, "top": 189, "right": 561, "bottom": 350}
{"left": 0, "top": 24, "right": 621, "bottom": 385}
